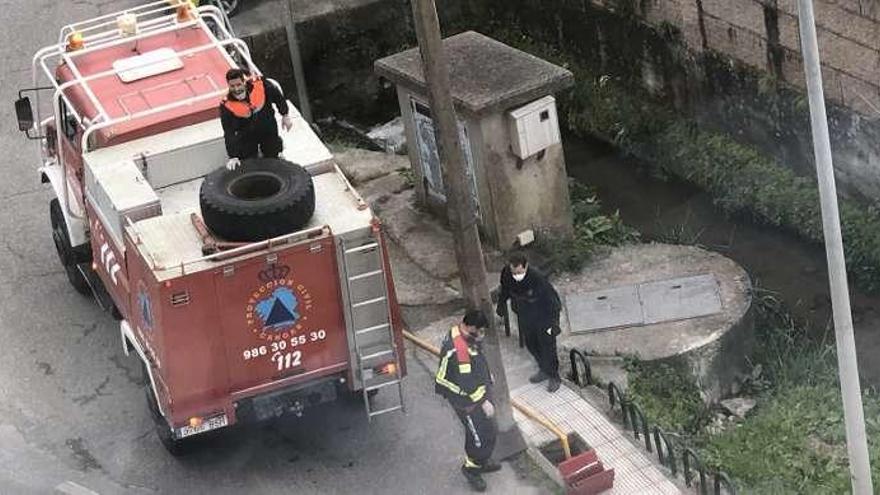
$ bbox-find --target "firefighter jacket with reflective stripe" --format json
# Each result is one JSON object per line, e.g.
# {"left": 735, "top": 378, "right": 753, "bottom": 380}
{"left": 219, "top": 77, "right": 289, "bottom": 158}
{"left": 435, "top": 326, "right": 493, "bottom": 410}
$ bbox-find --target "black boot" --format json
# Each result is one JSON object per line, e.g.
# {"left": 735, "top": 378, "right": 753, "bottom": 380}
{"left": 529, "top": 371, "right": 548, "bottom": 383}
{"left": 461, "top": 465, "right": 487, "bottom": 492}
{"left": 547, "top": 377, "right": 561, "bottom": 392}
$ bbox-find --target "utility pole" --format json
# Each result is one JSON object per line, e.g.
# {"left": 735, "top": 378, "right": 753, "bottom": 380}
{"left": 410, "top": 0, "right": 525, "bottom": 459}
{"left": 796, "top": 1, "right": 873, "bottom": 493}
{"left": 284, "top": 0, "right": 313, "bottom": 123}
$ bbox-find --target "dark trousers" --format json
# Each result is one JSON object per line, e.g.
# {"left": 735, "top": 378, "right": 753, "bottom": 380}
{"left": 522, "top": 324, "right": 559, "bottom": 379}
{"left": 240, "top": 131, "right": 283, "bottom": 159}
{"left": 454, "top": 405, "right": 497, "bottom": 469}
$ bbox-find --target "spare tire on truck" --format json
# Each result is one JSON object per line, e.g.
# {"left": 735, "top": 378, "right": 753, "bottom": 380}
{"left": 199, "top": 158, "right": 315, "bottom": 242}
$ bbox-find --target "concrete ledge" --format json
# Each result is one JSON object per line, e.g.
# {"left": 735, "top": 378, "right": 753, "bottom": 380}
{"left": 555, "top": 243, "right": 754, "bottom": 402}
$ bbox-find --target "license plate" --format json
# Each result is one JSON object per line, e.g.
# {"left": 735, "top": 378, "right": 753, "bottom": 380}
{"left": 176, "top": 414, "right": 228, "bottom": 439}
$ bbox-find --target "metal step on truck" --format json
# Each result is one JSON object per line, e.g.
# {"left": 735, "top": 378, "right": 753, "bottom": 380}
{"left": 14, "top": 0, "right": 406, "bottom": 455}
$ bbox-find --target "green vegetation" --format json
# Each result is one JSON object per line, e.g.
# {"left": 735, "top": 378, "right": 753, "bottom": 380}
{"left": 626, "top": 359, "right": 710, "bottom": 435}
{"left": 699, "top": 293, "right": 880, "bottom": 493}
{"left": 486, "top": 25, "right": 880, "bottom": 293}
{"left": 535, "top": 180, "right": 639, "bottom": 273}
{"left": 472, "top": 6, "right": 880, "bottom": 492}
{"left": 623, "top": 291, "right": 880, "bottom": 493}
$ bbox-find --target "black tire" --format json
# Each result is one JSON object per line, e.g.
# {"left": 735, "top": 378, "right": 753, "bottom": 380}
{"left": 144, "top": 364, "right": 191, "bottom": 456}
{"left": 200, "top": 158, "right": 315, "bottom": 242}
{"left": 50, "top": 199, "right": 91, "bottom": 296}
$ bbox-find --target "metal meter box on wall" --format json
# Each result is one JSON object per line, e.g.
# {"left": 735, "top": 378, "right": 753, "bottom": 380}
{"left": 508, "top": 95, "right": 561, "bottom": 159}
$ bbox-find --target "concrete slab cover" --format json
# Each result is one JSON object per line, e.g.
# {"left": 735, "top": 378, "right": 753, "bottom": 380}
{"left": 566, "top": 274, "right": 723, "bottom": 333}
{"left": 640, "top": 274, "right": 722, "bottom": 325}
{"left": 374, "top": 31, "right": 574, "bottom": 116}
{"left": 567, "top": 285, "right": 642, "bottom": 334}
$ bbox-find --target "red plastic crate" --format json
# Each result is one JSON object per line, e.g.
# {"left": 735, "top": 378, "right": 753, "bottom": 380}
{"left": 567, "top": 468, "right": 615, "bottom": 495}
{"left": 558, "top": 448, "right": 615, "bottom": 495}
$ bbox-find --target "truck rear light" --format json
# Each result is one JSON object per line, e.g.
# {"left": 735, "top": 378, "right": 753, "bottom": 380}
{"left": 376, "top": 362, "right": 397, "bottom": 376}
{"left": 170, "top": 291, "right": 190, "bottom": 307}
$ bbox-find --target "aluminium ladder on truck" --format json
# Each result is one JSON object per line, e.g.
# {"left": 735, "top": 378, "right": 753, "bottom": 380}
{"left": 339, "top": 230, "right": 405, "bottom": 420}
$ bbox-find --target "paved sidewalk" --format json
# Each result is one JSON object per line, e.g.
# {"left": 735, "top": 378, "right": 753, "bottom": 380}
{"left": 513, "top": 385, "right": 681, "bottom": 495}
{"left": 418, "top": 316, "right": 684, "bottom": 494}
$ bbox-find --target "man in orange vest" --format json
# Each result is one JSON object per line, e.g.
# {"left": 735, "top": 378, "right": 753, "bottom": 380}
{"left": 220, "top": 68, "right": 293, "bottom": 170}
{"left": 435, "top": 309, "right": 501, "bottom": 492}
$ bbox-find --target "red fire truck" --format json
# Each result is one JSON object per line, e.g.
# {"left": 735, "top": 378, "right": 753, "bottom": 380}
{"left": 14, "top": 1, "right": 406, "bottom": 454}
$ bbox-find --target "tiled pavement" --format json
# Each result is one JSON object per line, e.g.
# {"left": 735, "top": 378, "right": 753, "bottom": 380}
{"left": 497, "top": 328, "right": 684, "bottom": 494}
{"left": 419, "top": 316, "right": 685, "bottom": 494}
{"left": 512, "top": 383, "right": 682, "bottom": 495}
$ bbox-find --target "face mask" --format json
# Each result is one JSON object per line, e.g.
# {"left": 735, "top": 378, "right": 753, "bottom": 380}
{"left": 512, "top": 272, "right": 526, "bottom": 282}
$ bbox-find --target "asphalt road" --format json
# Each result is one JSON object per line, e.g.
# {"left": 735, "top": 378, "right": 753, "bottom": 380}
{"left": 0, "top": 2, "right": 551, "bottom": 494}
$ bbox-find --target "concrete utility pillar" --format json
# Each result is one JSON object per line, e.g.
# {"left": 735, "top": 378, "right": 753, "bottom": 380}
{"left": 375, "top": 31, "right": 575, "bottom": 248}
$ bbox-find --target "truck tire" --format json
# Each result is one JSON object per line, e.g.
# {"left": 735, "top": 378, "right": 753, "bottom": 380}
{"left": 200, "top": 158, "right": 315, "bottom": 242}
{"left": 50, "top": 199, "right": 91, "bottom": 296}
{"left": 143, "top": 365, "right": 191, "bottom": 456}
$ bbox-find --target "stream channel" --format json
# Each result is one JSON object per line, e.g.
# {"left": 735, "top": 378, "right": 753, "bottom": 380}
{"left": 565, "top": 135, "right": 880, "bottom": 387}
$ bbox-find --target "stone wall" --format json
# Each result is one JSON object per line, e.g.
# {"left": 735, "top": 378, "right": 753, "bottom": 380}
{"left": 613, "top": 0, "right": 880, "bottom": 201}
{"left": 241, "top": 0, "right": 880, "bottom": 202}
{"left": 488, "top": 0, "right": 880, "bottom": 202}
{"left": 240, "top": 0, "right": 478, "bottom": 124}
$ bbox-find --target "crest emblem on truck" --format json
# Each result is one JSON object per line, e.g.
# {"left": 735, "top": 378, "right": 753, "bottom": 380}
{"left": 246, "top": 264, "right": 314, "bottom": 342}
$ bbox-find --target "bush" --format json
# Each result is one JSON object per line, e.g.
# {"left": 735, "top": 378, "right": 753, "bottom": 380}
{"left": 534, "top": 180, "right": 639, "bottom": 273}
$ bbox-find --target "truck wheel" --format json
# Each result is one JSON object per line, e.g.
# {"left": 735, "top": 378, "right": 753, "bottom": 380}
{"left": 199, "top": 158, "right": 315, "bottom": 242}
{"left": 143, "top": 366, "right": 190, "bottom": 456}
{"left": 50, "top": 199, "right": 91, "bottom": 296}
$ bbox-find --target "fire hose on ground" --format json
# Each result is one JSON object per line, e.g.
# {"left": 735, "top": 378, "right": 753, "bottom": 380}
{"left": 402, "top": 329, "right": 572, "bottom": 460}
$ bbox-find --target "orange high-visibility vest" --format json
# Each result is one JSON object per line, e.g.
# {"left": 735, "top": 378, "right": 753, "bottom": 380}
{"left": 222, "top": 78, "right": 266, "bottom": 118}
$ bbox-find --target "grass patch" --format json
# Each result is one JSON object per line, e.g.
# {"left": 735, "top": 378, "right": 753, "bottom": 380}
{"left": 696, "top": 293, "right": 880, "bottom": 493}
{"left": 621, "top": 290, "right": 880, "bottom": 493}
{"left": 626, "top": 359, "right": 711, "bottom": 435}
{"left": 534, "top": 180, "right": 639, "bottom": 273}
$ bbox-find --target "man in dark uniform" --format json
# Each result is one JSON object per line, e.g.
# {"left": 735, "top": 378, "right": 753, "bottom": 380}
{"left": 220, "top": 68, "right": 293, "bottom": 170}
{"left": 496, "top": 252, "right": 563, "bottom": 392}
{"left": 435, "top": 309, "right": 501, "bottom": 492}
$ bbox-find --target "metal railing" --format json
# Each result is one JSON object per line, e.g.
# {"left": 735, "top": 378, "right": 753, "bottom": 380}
{"left": 568, "top": 350, "right": 737, "bottom": 495}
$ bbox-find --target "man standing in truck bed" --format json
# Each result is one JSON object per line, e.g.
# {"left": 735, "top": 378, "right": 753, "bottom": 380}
{"left": 220, "top": 68, "right": 293, "bottom": 170}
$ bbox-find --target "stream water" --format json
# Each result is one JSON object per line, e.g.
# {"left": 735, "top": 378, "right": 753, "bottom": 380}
{"left": 564, "top": 135, "right": 880, "bottom": 387}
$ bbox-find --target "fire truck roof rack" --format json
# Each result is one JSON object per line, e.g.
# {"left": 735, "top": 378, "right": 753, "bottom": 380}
{"left": 32, "top": 1, "right": 257, "bottom": 151}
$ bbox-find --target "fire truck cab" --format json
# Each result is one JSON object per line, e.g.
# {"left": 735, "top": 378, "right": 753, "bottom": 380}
{"left": 15, "top": 1, "right": 406, "bottom": 454}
